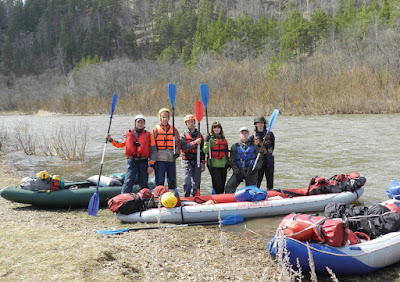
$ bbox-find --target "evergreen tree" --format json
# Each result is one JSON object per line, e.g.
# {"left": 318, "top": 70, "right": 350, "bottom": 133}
{"left": 279, "top": 9, "right": 311, "bottom": 61}
{"left": 309, "top": 9, "right": 331, "bottom": 42}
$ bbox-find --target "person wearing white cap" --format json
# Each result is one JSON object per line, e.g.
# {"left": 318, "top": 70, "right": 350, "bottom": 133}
{"left": 105, "top": 114, "right": 157, "bottom": 193}
{"left": 225, "top": 126, "right": 262, "bottom": 193}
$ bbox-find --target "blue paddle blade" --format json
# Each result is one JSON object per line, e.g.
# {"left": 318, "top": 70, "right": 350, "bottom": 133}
{"left": 221, "top": 214, "right": 244, "bottom": 225}
{"left": 88, "top": 191, "right": 100, "bottom": 216}
{"left": 200, "top": 84, "right": 209, "bottom": 108}
{"left": 168, "top": 84, "right": 176, "bottom": 107}
{"left": 97, "top": 228, "right": 129, "bottom": 235}
{"left": 110, "top": 93, "right": 118, "bottom": 117}
{"left": 267, "top": 109, "right": 279, "bottom": 133}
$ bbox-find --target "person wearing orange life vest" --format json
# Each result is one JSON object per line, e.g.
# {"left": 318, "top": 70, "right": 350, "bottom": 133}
{"left": 151, "top": 108, "right": 180, "bottom": 191}
{"left": 105, "top": 114, "right": 157, "bottom": 194}
{"left": 202, "top": 121, "right": 229, "bottom": 194}
{"left": 180, "top": 114, "right": 205, "bottom": 197}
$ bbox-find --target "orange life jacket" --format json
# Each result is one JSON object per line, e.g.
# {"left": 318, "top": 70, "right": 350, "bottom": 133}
{"left": 154, "top": 124, "right": 174, "bottom": 150}
{"left": 125, "top": 129, "right": 151, "bottom": 158}
{"left": 182, "top": 131, "right": 199, "bottom": 161}
{"left": 210, "top": 138, "right": 228, "bottom": 159}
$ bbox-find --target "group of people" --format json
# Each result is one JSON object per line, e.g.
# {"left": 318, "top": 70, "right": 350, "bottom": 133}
{"left": 105, "top": 108, "right": 275, "bottom": 197}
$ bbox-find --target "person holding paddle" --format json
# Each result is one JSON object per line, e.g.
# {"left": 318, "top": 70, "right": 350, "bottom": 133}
{"left": 152, "top": 108, "right": 180, "bottom": 191}
{"left": 180, "top": 114, "right": 205, "bottom": 197}
{"left": 106, "top": 114, "right": 157, "bottom": 194}
{"left": 225, "top": 127, "right": 262, "bottom": 193}
{"left": 203, "top": 122, "right": 229, "bottom": 194}
{"left": 249, "top": 116, "right": 275, "bottom": 190}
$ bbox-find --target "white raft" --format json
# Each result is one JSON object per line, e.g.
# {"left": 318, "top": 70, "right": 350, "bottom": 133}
{"left": 116, "top": 187, "right": 364, "bottom": 223}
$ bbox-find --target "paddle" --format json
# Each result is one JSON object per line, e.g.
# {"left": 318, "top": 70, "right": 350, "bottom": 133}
{"left": 168, "top": 84, "right": 178, "bottom": 195}
{"left": 252, "top": 109, "right": 279, "bottom": 171}
{"left": 97, "top": 215, "right": 244, "bottom": 235}
{"left": 195, "top": 100, "right": 204, "bottom": 168}
{"left": 200, "top": 84, "right": 216, "bottom": 194}
{"left": 88, "top": 93, "right": 118, "bottom": 216}
{"left": 97, "top": 221, "right": 219, "bottom": 235}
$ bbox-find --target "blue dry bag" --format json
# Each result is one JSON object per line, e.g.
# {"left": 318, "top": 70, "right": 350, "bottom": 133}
{"left": 387, "top": 180, "right": 400, "bottom": 199}
{"left": 234, "top": 185, "right": 268, "bottom": 202}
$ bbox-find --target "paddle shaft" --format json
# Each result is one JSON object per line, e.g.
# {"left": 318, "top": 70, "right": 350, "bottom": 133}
{"left": 98, "top": 221, "right": 220, "bottom": 235}
{"left": 252, "top": 110, "right": 278, "bottom": 171}
{"left": 96, "top": 118, "right": 113, "bottom": 191}
{"left": 197, "top": 121, "right": 201, "bottom": 168}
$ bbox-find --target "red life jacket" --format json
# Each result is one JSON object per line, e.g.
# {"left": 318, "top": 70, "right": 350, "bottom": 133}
{"left": 182, "top": 131, "right": 199, "bottom": 161}
{"left": 125, "top": 129, "right": 151, "bottom": 159}
{"left": 210, "top": 138, "right": 228, "bottom": 159}
{"left": 154, "top": 124, "right": 174, "bottom": 150}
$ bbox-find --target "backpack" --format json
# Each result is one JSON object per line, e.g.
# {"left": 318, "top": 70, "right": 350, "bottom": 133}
{"left": 21, "top": 177, "right": 51, "bottom": 191}
{"left": 107, "top": 193, "right": 146, "bottom": 214}
{"left": 235, "top": 185, "right": 268, "bottom": 202}
{"left": 308, "top": 172, "right": 366, "bottom": 195}
{"left": 360, "top": 212, "right": 400, "bottom": 239}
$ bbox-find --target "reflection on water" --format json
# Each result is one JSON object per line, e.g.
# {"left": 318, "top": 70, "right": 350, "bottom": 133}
{"left": 2, "top": 113, "right": 400, "bottom": 232}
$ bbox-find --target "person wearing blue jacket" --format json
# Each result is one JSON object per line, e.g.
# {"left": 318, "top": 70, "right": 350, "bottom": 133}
{"left": 225, "top": 127, "right": 262, "bottom": 193}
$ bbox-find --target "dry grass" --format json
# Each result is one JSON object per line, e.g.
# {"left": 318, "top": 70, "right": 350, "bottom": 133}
{"left": 2, "top": 46, "right": 400, "bottom": 117}
{"left": 0, "top": 153, "right": 277, "bottom": 281}
{"left": 10, "top": 121, "right": 88, "bottom": 161}
{"left": 52, "top": 123, "right": 88, "bottom": 161}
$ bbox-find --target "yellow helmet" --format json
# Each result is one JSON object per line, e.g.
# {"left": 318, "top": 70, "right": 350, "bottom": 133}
{"left": 184, "top": 114, "right": 195, "bottom": 123}
{"left": 52, "top": 175, "right": 61, "bottom": 181}
{"left": 160, "top": 192, "right": 178, "bottom": 208}
{"left": 36, "top": 171, "right": 50, "bottom": 179}
{"left": 158, "top": 108, "right": 170, "bottom": 121}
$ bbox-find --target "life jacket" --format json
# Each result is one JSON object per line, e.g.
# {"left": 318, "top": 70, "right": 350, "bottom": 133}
{"left": 125, "top": 129, "right": 151, "bottom": 159}
{"left": 279, "top": 213, "right": 361, "bottom": 246}
{"left": 154, "top": 124, "right": 174, "bottom": 150}
{"left": 235, "top": 143, "right": 256, "bottom": 168}
{"left": 210, "top": 138, "right": 228, "bottom": 159}
{"left": 182, "top": 131, "right": 199, "bottom": 161}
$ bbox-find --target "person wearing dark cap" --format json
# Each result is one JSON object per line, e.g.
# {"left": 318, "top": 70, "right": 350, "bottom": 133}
{"left": 225, "top": 126, "right": 262, "bottom": 193}
{"left": 249, "top": 116, "right": 275, "bottom": 190}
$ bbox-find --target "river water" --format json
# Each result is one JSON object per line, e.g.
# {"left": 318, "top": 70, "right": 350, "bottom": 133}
{"left": 2, "top": 113, "right": 400, "bottom": 233}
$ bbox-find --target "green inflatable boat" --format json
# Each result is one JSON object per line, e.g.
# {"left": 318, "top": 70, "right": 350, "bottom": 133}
{"left": 0, "top": 174, "right": 156, "bottom": 208}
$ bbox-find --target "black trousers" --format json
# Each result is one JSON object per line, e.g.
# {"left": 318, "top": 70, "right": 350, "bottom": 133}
{"left": 209, "top": 166, "right": 228, "bottom": 194}
{"left": 257, "top": 160, "right": 274, "bottom": 190}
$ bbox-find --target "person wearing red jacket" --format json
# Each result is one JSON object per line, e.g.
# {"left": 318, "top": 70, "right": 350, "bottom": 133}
{"left": 106, "top": 114, "right": 156, "bottom": 193}
{"left": 180, "top": 114, "right": 205, "bottom": 197}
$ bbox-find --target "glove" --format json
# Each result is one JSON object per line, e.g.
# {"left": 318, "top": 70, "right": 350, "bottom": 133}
{"left": 236, "top": 173, "right": 244, "bottom": 183}
{"left": 206, "top": 135, "right": 211, "bottom": 142}
{"left": 173, "top": 153, "right": 179, "bottom": 160}
{"left": 251, "top": 169, "right": 258, "bottom": 175}
{"left": 225, "top": 163, "right": 231, "bottom": 171}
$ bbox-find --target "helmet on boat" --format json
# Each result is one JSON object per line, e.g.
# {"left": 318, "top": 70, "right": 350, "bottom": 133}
{"left": 135, "top": 114, "right": 146, "bottom": 122}
{"left": 254, "top": 116, "right": 267, "bottom": 125}
{"left": 36, "top": 171, "right": 50, "bottom": 180}
{"left": 158, "top": 108, "right": 170, "bottom": 120}
{"left": 184, "top": 114, "right": 195, "bottom": 123}
{"left": 160, "top": 192, "right": 178, "bottom": 208}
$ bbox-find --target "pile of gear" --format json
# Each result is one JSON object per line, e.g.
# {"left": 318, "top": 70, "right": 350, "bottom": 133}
{"left": 107, "top": 186, "right": 179, "bottom": 215}
{"left": 21, "top": 171, "right": 64, "bottom": 191}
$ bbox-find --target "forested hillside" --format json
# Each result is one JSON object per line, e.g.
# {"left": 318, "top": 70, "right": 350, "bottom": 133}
{"left": 1, "top": 0, "right": 400, "bottom": 115}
